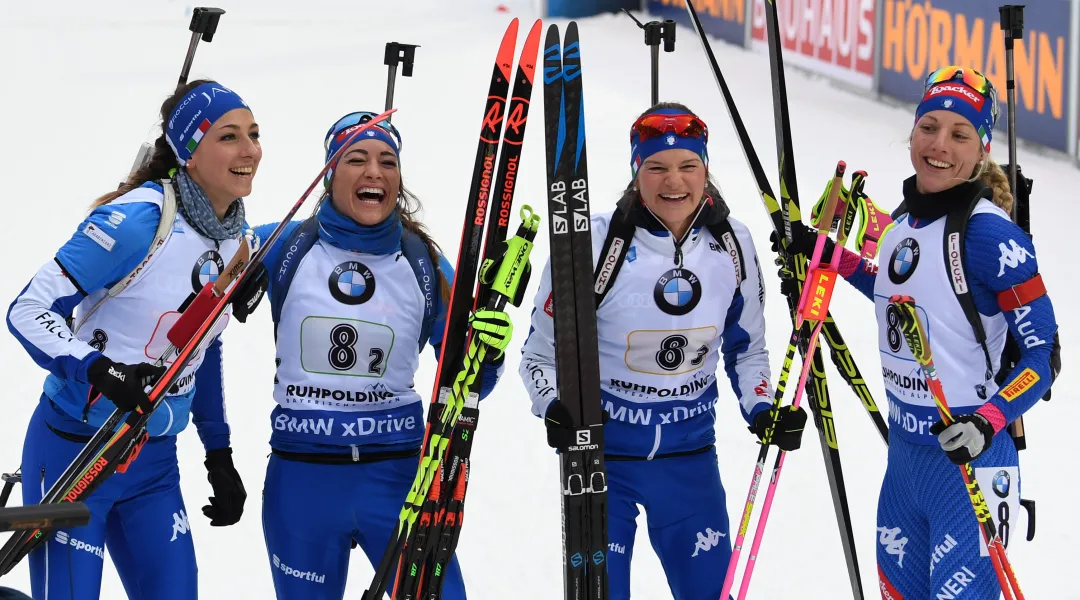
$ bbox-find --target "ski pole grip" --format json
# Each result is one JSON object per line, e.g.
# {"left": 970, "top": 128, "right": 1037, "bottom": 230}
{"left": 190, "top": 7, "right": 225, "bottom": 42}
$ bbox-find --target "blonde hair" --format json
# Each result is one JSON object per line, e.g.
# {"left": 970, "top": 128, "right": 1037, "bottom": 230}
{"left": 977, "top": 157, "right": 1014, "bottom": 215}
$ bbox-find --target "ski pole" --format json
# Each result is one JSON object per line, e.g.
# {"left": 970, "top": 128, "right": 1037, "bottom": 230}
{"left": 735, "top": 162, "right": 846, "bottom": 599}
{"left": 888, "top": 295, "right": 1025, "bottom": 600}
{"left": 720, "top": 329, "right": 798, "bottom": 598}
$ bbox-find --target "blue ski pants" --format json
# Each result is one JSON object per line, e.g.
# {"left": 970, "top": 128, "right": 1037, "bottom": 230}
{"left": 21, "top": 400, "right": 197, "bottom": 600}
{"left": 877, "top": 432, "right": 1021, "bottom": 600}
{"left": 605, "top": 447, "right": 731, "bottom": 600}
{"left": 261, "top": 453, "right": 466, "bottom": 600}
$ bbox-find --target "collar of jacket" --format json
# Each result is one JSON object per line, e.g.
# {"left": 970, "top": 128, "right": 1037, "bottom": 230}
{"left": 902, "top": 175, "right": 990, "bottom": 221}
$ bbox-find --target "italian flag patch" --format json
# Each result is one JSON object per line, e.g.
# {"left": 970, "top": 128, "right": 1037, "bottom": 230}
{"left": 185, "top": 119, "right": 212, "bottom": 153}
{"left": 978, "top": 126, "right": 991, "bottom": 151}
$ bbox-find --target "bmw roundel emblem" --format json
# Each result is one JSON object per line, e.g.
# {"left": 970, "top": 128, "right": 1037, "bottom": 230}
{"left": 191, "top": 251, "right": 225, "bottom": 292}
{"left": 654, "top": 268, "right": 701, "bottom": 315}
{"left": 992, "top": 469, "right": 1011, "bottom": 498}
{"left": 888, "top": 238, "right": 920, "bottom": 284}
{"left": 329, "top": 261, "right": 376, "bottom": 305}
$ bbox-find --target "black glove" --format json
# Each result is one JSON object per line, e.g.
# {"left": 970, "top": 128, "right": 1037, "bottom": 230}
{"left": 769, "top": 220, "right": 831, "bottom": 262}
{"left": 930, "top": 413, "right": 995, "bottom": 465}
{"left": 749, "top": 406, "right": 808, "bottom": 452}
{"left": 202, "top": 448, "right": 246, "bottom": 526}
{"left": 86, "top": 357, "right": 165, "bottom": 413}
{"left": 230, "top": 264, "right": 268, "bottom": 324}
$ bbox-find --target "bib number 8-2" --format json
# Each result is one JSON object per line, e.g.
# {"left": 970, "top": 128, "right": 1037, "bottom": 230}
{"left": 301, "top": 316, "right": 395, "bottom": 377}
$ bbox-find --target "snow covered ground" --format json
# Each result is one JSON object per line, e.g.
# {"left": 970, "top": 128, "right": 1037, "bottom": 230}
{"left": 0, "top": 0, "right": 1076, "bottom": 597}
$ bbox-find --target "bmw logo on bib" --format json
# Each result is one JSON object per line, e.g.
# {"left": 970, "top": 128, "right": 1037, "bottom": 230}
{"left": 654, "top": 268, "right": 701, "bottom": 316}
{"left": 329, "top": 261, "right": 376, "bottom": 305}
{"left": 888, "top": 238, "right": 920, "bottom": 284}
{"left": 992, "top": 469, "right": 1011, "bottom": 498}
{"left": 191, "top": 251, "right": 225, "bottom": 292}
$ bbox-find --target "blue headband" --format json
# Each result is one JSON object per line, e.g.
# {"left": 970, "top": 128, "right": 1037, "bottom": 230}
{"left": 915, "top": 81, "right": 997, "bottom": 151}
{"left": 323, "top": 112, "right": 402, "bottom": 185}
{"left": 630, "top": 108, "right": 709, "bottom": 177}
{"left": 165, "top": 82, "right": 250, "bottom": 166}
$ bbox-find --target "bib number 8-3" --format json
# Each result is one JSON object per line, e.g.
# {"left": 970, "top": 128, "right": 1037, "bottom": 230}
{"left": 625, "top": 327, "right": 716, "bottom": 376}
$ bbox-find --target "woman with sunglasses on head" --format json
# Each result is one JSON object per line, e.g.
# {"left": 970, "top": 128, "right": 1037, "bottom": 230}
{"left": 254, "top": 111, "right": 511, "bottom": 600}
{"left": 780, "top": 67, "right": 1059, "bottom": 597}
{"left": 5, "top": 79, "right": 264, "bottom": 599}
{"left": 519, "top": 103, "right": 806, "bottom": 600}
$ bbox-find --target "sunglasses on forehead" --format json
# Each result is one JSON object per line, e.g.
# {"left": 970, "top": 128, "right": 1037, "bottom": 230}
{"left": 924, "top": 66, "right": 999, "bottom": 120}
{"left": 924, "top": 66, "right": 991, "bottom": 94}
{"left": 324, "top": 111, "right": 402, "bottom": 152}
{"left": 631, "top": 113, "right": 709, "bottom": 143}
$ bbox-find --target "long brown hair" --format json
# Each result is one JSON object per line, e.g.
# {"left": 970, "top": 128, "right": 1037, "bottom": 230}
{"left": 90, "top": 79, "right": 214, "bottom": 208}
{"left": 397, "top": 181, "right": 451, "bottom": 305}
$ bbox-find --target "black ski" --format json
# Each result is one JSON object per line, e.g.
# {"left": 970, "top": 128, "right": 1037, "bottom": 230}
{"left": 759, "top": 1, "right": 865, "bottom": 597}
{"left": 543, "top": 22, "right": 608, "bottom": 600}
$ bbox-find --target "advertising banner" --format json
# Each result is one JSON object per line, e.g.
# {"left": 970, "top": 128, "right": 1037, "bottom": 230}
{"left": 749, "top": 0, "right": 877, "bottom": 89}
{"left": 878, "top": 0, "right": 1073, "bottom": 152}
{"left": 647, "top": 0, "right": 748, "bottom": 47}
{"left": 548, "top": 0, "right": 639, "bottom": 18}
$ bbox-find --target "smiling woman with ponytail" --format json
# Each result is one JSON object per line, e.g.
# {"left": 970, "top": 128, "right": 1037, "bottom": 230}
{"left": 5, "top": 78, "right": 267, "bottom": 599}
{"left": 781, "top": 66, "right": 1060, "bottom": 599}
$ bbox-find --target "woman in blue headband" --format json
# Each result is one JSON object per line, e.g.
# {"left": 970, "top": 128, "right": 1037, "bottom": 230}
{"left": 519, "top": 102, "right": 807, "bottom": 599}
{"left": 782, "top": 66, "right": 1059, "bottom": 598}
{"left": 6, "top": 78, "right": 266, "bottom": 599}
{"left": 252, "top": 111, "right": 511, "bottom": 599}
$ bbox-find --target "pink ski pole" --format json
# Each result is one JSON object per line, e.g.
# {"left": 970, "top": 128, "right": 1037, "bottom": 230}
{"left": 722, "top": 161, "right": 846, "bottom": 600}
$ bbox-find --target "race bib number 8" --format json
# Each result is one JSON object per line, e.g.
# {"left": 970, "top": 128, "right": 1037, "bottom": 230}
{"left": 973, "top": 466, "right": 1021, "bottom": 556}
{"left": 625, "top": 327, "right": 716, "bottom": 376}
{"left": 301, "top": 316, "right": 395, "bottom": 378}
